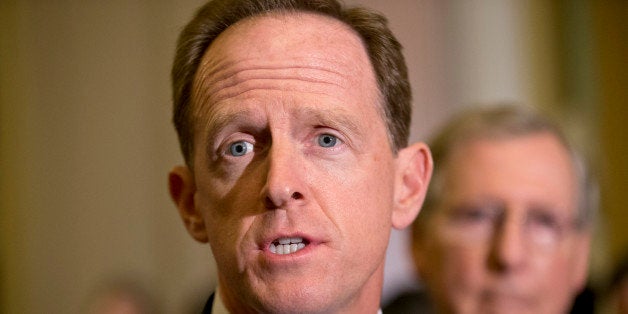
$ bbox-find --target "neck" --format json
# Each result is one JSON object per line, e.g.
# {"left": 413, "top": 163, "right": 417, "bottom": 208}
{"left": 334, "top": 260, "right": 385, "bottom": 314}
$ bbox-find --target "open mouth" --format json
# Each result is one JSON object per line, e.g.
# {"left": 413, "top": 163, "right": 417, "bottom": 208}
{"left": 269, "top": 237, "right": 308, "bottom": 255}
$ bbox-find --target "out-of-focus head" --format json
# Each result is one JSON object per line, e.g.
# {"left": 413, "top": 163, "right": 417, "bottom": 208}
{"left": 84, "top": 279, "right": 158, "bottom": 314}
{"left": 412, "top": 104, "right": 595, "bottom": 314}
{"left": 168, "top": 1, "right": 432, "bottom": 313}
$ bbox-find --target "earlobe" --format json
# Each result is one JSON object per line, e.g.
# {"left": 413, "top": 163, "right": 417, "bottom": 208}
{"left": 391, "top": 142, "right": 433, "bottom": 229}
{"left": 168, "top": 165, "right": 208, "bottom": 243}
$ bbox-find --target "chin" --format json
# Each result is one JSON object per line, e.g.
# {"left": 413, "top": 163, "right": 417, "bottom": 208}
{"left": 254, "top": 289, "right": 340, "bottom": 314}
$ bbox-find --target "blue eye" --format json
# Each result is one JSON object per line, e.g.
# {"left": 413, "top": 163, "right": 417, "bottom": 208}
{"left": 228, "top": 141, "right": 254, "bottom": 156}
{"left": 317, "top": 134, "right": 338, "bottom": 148}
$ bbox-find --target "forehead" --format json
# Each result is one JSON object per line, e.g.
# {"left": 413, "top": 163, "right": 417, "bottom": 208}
{"left": 205, "top": 11, "right": 366, "bottom": 65}
{"left": 191, "top": 12, "right": 379, "bottom": 108}
{"left": 444, "top": 133, "right": 578, "bottom": 212}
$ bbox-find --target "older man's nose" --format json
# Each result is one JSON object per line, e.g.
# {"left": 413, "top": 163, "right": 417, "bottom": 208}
{"left": 489, "top": 212, "right": 527, "bottom": 272}
{"left": 260, "top": 141, "right": 307, "bottom": 210}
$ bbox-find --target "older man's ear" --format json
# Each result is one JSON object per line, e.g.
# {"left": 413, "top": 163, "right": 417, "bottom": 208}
{"left": 168, "top": 166, "right": 208, "bottom": 243}
{"left": 391, "top": 142, "right": 433, "bottom": 230}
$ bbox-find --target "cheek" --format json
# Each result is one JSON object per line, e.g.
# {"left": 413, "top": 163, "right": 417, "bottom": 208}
{"left": 319, "top": 177, "right": 391, "bottom": 234}
{"left": 333, "top": 165, "right": 394, "bottom": 224}
{"left": 195, "top": 184, "right": 258, "bottom": 265}
{"left": 530, "top": 248, "right": 577, "bottom": 289}
{"left": 526, "top": 253, "right": 581, "bottom": 312}
{"left": 197, "top": 161, "right": 267, "bottom": 221}
{"left": 433, "top": 229, "right": 488, "bottom": 289}
{"left": 314, "top": 159, "right": 395, "bottom": 254}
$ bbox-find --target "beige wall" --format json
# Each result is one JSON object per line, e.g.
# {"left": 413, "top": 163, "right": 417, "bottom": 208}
{"left": 593, "top": 0, "right": 628, "bottom": 270}
{"left": 2, "top": 1, "right": 624, "bottom": 313}
{"left": 522, "top": 0, "right": 628, "bottom": 286}
{"left": 0, "top": 1, "right": 214, "bottom": 313}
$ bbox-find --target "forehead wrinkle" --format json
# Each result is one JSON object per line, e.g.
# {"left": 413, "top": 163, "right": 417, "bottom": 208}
{"left": 193, "top": 57, "right": 356, "bottom": 106}
{"left": 200, "top": 102, "right": 364, "bottom": 137}
{"left": 188, "top": 12, "right": 383, "bottom": 153}
{"left": 190, "top": 59, "right": 368, "bottom": 143}
{"left": 194, "top": 97, "right": 369, "bottom": 154}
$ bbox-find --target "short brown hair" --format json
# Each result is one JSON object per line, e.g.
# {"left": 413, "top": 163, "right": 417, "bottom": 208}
{"left": 171, "top": 0, "right": 411, "bottom": 166}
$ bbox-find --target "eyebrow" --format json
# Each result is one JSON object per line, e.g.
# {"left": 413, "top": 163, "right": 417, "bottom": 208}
{"left": 292, "top": 106, "right": 363, "bottom": 137}
{"left": 205, "top": 105, "right": 363, "bottom": 133}
{"left": 199, "top": 104, "right": 368, "bottom": 151}
{"left": 200, "top": 108, "right": 260, "bottom": 145}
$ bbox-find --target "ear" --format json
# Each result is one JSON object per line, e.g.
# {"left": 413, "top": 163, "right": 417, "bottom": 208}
{"left": 168, "top": 165, "right": 208, "bottom": 243}
{"left": 391, "top": 142, "right": 433, "bottom": 230}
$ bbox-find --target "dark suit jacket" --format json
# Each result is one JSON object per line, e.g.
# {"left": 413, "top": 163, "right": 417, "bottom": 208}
{"left": 384, "top": 287, "right": 595, "bottom": 314}
{"left": 201, "top": 293, "right": 214, "bottom": 314}
{"left": 383, "top": 289, "right": 435, "bottom": 314}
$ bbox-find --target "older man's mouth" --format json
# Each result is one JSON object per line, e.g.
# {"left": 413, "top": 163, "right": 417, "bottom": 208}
{"left": 269, "top": 237, "right": 307, "bottom": 255}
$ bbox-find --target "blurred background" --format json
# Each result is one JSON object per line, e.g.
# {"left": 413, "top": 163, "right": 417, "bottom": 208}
{"left": 1, "top": 0, "right": 626, "bottom": 313}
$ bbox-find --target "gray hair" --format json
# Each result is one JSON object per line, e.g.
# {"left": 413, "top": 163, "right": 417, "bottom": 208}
{"left": 414, "top": 103, "right": 597, "bottom": 237}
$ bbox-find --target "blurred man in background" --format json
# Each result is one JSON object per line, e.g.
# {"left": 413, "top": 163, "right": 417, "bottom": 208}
{"left": 386, "top": 104, "right": 596, "bottom": 314}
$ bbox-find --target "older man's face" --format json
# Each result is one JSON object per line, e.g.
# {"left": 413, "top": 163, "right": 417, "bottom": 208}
{"left": 415, "top": 133, "right": 590, "bottom": 314}
{"left": 170, "top": 13, "right": 430, "bottom": 313}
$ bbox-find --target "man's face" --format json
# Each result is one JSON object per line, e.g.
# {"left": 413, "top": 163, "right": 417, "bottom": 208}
{"left": 171, "top": 13, "right": 429, "bottom": 313}
{"left": 415, "top": 133, "right": 590, "bottom": 314}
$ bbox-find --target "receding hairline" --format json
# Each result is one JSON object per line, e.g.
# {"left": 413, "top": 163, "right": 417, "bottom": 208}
{"left": 414, "top": 104, "right": 595, "bottom": 237}
{"left": 172, "top": 0, "right": 413, "bottom": 167}
{"left": 186, "top": 10, "right": 387, "bottom": 162}
{"left": 190, "top": 10, "right": 376, "bottom": 104}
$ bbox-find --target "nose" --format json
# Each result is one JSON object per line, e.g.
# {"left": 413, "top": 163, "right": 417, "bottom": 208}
{"left": 489, "top": 210, "right": 527, "bottom": 272}
{"left": 260, "top": 139, "right": 307, "bottom": 210}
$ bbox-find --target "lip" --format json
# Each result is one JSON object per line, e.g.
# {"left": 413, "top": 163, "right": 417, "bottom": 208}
{"left": 258, "top": 232, "right": 322, "bottom": 261}
{"left": 481, "top": 290, "right": 531, "bottom": 308}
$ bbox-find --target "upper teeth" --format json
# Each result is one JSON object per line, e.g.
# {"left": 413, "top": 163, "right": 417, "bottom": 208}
{"left": 269, "top": 237, "right": 306, "bottom": 255}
